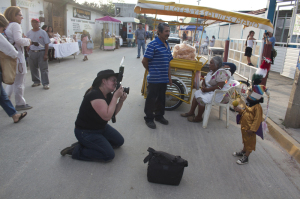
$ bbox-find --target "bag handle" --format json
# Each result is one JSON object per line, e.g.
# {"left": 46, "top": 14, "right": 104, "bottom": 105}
{"left": 143, "top": 147, "right": 155, "bottom": 163}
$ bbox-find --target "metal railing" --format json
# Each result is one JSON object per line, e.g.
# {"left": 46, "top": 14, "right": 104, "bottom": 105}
{"left": 275, "top": 42, "right": 300, "bottom": 48}
{"left": 227, "top": 39, "right": 264, "bottom": 80}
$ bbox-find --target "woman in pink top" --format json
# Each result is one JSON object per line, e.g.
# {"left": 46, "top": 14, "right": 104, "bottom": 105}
{"left": 81, "top": 30, "right": 93, "bottom": 61}
{"left": 4, "top": 6, "right": 32, "bottom": 111}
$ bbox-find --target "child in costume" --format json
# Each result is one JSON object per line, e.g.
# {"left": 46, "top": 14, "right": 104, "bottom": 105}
{"left": 233, "top": 73, "right": 270, "bottom": 165}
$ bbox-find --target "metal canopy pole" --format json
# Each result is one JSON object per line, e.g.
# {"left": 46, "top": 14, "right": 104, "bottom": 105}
{"left": 197, "top": 20, "right": 207, "bottom": 57}
{"left": 152, "top": 10, "right": 157, "bottom": 40}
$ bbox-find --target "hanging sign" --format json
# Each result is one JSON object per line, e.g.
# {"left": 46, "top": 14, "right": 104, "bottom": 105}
{"left": 127, "top": 22, "right": 133, "bottom": 34}
{"left": 73, "top": 7, "right": 91, "bottom": 20}
{"left": 293, "top": 14, "right": 300, "bottom": 35}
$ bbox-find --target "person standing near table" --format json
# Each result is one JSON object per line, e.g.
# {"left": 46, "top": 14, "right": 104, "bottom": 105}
{"left": 142, "top": 23, "right": 173, "bottom": 129}
{"left": 47, "top": 26, "right": 55, "bottom": 61}
{"left": 105, "top": 29, "right": 111, "bottom": 38}
{"left": 26, "top": 18, "right": 50, "bottom": 90}
{"left": 4, "top": 6, "right": 33, "bottom": 111}
{"left": 41, "top": 25, "right": 48, "bottom": 31}
{"left": 100, "top": 29, "right": 105, "bottom": 50}
{"left": 135, "top": 23, "right": 146, "bottom": 59}
{"left": 81, "top": 30, "right": 92, "bottom": 61}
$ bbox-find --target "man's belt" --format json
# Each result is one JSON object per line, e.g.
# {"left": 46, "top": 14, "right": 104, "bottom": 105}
{"left": 31, "top": 50, "right": 45, "bottom": 52}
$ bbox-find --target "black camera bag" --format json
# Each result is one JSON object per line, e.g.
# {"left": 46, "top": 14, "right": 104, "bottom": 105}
{"left": 143, "top": 147, "right": 188, "bottom": 186}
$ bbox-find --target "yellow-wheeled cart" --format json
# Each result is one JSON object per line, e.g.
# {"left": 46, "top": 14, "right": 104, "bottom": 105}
{"left": 141, "top": 57, "right": 208, "bottom": 110}
{"left": 135, "top": 0, "right": 273, "bottom": 110}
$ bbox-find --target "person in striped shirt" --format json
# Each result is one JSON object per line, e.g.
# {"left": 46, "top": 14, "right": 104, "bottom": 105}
{"left": 142, "top": 23, "right": 173, "bottom": 129}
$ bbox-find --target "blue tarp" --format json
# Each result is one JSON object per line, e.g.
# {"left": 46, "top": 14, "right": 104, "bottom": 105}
{"left": 180, "top": 25, "right": 206, "bottom": 32}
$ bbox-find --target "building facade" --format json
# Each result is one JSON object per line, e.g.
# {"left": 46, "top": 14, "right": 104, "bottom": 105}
{"left": 114, "top": 3, "right": 137, "bottom": 18}
{"left": 0, "top": 0, "right": 104, "bottom": 38}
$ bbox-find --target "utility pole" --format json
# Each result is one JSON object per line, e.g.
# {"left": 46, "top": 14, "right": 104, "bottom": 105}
{"left": 284, "top": 67, "right": 300, "bottom": 128}
{"left": 177, "top": 0, "right": 180, "bottom": 34}
{"left": 177, "top": 0, "right": 180, "bottom": 22}
{"left": 283, "top": 0, "right": 300, "bottom": 128}
{"left": 11, "top": 0, "right": 16, "bottom": 6}
{"left": 197, "top": 0, "right": 201, "bottom": 5}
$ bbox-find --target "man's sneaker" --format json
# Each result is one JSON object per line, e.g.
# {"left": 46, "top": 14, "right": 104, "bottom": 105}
{"left": 60, "top": 143, "right": 78, "bottom": 156}
{"left": 237, "top": 155, "right": 249, "bottom": 165}
{"left": 15, "top": 104, "right": 33, "bottom": 111}
{"left": 248, "top": 63, "right": 254, "bottom": 66}
{"left": 32, "top": 83, "right": 41, "bottom": 87}
{"left": 145, "top": 121, "right": 156, "bottom": 129}
{"left": 232, "top": 151, "right": 245, "bottom": 157}
{"left": 155, "top": 117, "right": 169, "bottom": 125}
{"left": 43, "top": 85, "right": 50, "bottom": 90}
{"left": 137, "top": 56, "right": 140, "bottom": 59}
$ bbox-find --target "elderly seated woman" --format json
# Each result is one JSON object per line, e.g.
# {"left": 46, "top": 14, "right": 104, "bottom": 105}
{"left": 181, "top": 56, "right": 236, "bottom": 122}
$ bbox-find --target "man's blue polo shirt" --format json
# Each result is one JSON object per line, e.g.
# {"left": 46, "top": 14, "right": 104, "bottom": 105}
{"left": 144, "top": 37, "right": 173, "bottom": 83}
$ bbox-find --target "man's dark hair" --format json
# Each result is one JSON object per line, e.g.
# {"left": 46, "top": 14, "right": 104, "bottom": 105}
{"left": 157, "top": 23, "right": 169, "bottom": 33}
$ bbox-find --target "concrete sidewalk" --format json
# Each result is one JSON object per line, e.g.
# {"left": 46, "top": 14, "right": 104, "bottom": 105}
{"left": 234, "top": 71, "right": 300, "bottom": 163}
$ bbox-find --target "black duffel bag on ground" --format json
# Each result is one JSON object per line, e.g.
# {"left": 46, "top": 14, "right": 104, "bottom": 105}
{"left": 143, "top": 147, "right": 188, "bottom": 186}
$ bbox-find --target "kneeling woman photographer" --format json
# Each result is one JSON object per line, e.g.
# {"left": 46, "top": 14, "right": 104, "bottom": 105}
{"left": 61, "top": 70, "right": 127, "bottom": 162}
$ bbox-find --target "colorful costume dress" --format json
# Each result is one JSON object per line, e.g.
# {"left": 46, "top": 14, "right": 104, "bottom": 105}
{"left": 238, "top": 103, "right": 263, "bottom": 152}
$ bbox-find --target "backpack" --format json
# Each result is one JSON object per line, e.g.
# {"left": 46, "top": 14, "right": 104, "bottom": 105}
{"left": 272, "top": 48, "right": 277, "bottom": 58}
{"left": 143, "top": 147, "right": 188, "bottom": 186}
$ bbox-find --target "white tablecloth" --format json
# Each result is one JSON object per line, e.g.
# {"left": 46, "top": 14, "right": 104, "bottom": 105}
{"left": 50, "top": 42, "right": 80, "bottom": 58}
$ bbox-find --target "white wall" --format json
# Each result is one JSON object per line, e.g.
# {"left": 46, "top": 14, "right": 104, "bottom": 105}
{"left": 205, "top": 24, "right": 219, "bottom": 39}
{"left": 66, "top": 4, "right": 103, "bottom": 38}
{"left": 1, "top": 0, "right": 44, "bottom": 34}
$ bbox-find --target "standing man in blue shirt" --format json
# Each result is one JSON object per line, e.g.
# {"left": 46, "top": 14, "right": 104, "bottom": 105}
{"left": 135, "top": 23, "right": 147, "bottom": 58}
{"left": 142, "top": 23, "right": 173, "bottom": 129}
{"left": 264, "top": 31, "right": 276, "bottom": 64}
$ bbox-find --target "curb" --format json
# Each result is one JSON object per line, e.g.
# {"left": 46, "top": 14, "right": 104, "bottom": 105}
{"left": 266, "top": 118, "right": 300, "bottom": 164}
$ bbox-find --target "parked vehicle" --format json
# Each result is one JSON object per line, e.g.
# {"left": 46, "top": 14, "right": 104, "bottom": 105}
{"left": 167, "top": 33, "right": 181, "bottom": 44}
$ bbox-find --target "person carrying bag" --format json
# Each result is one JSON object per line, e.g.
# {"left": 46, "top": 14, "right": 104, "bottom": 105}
{"left": 0, "top": 13, "right": 27, "bottom": 123}
{"left": 0, "top": 46, "right": 17, "bottom": 85}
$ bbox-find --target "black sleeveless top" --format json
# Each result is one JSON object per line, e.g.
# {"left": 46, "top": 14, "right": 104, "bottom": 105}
{"left": 75, "top": 88, "right": 112, "bottom": 130}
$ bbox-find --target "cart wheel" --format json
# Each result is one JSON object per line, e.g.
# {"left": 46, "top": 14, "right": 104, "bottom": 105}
{"left": 165, "top": 79, "right": 184, "bottom": 111}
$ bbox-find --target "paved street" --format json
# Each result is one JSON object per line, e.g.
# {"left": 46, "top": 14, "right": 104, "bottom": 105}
{"left": 1, "top": 46, "right": 300, "bottom": 199}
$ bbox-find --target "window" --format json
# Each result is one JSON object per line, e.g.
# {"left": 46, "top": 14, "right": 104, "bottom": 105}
{"left": 116, "top": 8, "right": 121, "bottom": 15}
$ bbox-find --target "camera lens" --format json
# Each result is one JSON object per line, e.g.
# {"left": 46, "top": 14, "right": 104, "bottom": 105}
{"left": 123, "top": 87, "right": 130, "bottom": 94}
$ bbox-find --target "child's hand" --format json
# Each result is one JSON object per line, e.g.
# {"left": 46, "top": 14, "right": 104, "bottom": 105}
{"left": 234, "top": 106, "right": 241, "bottom": 112}
{"left": 246, "top": 130, "right": 255, "bottom": 136}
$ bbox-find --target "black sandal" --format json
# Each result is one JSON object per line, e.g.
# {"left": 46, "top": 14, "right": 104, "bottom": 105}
{"left": 14, "top": 112, "right": 27, "bottom": 123}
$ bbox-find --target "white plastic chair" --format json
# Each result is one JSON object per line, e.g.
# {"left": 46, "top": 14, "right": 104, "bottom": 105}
{"left": 202, "top": 80, "right": 240, "bottom": 128}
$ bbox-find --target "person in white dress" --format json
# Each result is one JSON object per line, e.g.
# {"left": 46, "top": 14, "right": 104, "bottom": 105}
{"left": 180, "top": 56, "right": 231, "bottom": 122}
{"left": 4, "top": 6, "right": 32, "bottom": 111}
{"left": 0, "top": 13, "right": 28, "bottom": 123}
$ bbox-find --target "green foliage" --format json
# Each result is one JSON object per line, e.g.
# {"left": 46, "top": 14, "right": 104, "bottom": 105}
{"left": 80, "top": 0, "right": 124, "bottom": 16}
{"left": 137, "top": 14, "right": 163, "bottom": 30}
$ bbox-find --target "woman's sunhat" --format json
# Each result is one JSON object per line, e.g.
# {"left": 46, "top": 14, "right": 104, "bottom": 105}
{"left": 92, "top": 69, "right": 119, "bottom": 87}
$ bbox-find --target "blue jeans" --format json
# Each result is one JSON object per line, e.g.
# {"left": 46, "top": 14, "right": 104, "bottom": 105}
{"left": 72, "top": 124, "right": 124, "bottom": 162}
{"left": 0, "top": 71, "right": 17, "bottom": 117}
{"left": 137, "top": 39, "right": 145, "bottom": 57}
